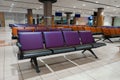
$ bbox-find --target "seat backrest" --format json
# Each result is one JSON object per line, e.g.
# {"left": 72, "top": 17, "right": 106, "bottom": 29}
{"left": 12, "top": 27, "right": 24, "bottom": 36}
{"left": 61, "top": 28, "right": 72, "bottom": 31}
{"left": 79, "top": 31, "right": 95, "bottom": 44}
{"left": 18, "top": 32, "right": 43, "bottom": 51}
{"left": 109, "top": 28, "right": 116, "bottom": 35}
{"left": 43, "top": 31, "right": 64, "bottom": 48}
{"left": 102, "top": 28, "right": 111, "bottom": 35}
{"left": 18, "top": 29, "right": 33, "bottom": 33}
{"left": 63, "top": 31, "right": 80, "bottom": 46}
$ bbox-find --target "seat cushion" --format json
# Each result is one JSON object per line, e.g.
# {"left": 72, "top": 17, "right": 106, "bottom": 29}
{"left": 75, "top": 44, "right": 92, "bottom": 50}
{"left": 91, "top": 43, "right": 106, "bottom": 48}
{"left": 23, "top": 49, "right": 52, "bottom": 59}
{"left": 50, "top": 47, "right": 75, "bottom": 54}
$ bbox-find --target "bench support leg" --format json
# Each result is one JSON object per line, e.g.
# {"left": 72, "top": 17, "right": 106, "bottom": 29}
{"left": 30, "top": 58, "right": 33, "bottom": 62}
{"left": 87, "top": 49, "right": 98, "bottom": 59}
{"left": 103, "top": 37, "right": 113, "bottom": 43}
{"left": 32, "top": 57, "right": 40, "bottom": 73}
{"left": 82, "top": 50, "right": 86, "bottom": 53}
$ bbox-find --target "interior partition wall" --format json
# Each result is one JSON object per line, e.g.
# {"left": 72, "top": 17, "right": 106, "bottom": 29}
{"left": 4, "top": 12, "right": 26, "bottom": 27}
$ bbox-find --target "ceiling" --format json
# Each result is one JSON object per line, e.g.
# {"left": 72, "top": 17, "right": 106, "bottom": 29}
{"left": 0, "top": 0, "right": 120, "bottom": 17}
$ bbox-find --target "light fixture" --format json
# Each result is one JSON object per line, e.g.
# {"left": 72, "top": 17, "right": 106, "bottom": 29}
{"left": 56, "top": 10, "right": 59, "bottom": 12}
{"left": 113, "top": 9, "right": 116, "bottom": 11}
{"left": 10, "top": 3, "right": 14, "bottom": 7}
{"left": 82, "top": 4, "right": 86, "bottom": 6}
{"left": 40, "top": 6, "right": 43, "bottom": 9}
{"left": 95, "top": 1, "right": 99, "bottom": 3}
{"left": 73, "top": 6, "right": 76, "bottom": 8}
{"left": 106, "top": 6, "right": 110, "bottom": 8}
{"left": 116, "top": 5, "right": 119, "bottom": 7}
{"left": 101, "top": 12, "right": 104, "bottom": 15}
{"left": 62, "top": 8, "right": 64, "bottom": 11}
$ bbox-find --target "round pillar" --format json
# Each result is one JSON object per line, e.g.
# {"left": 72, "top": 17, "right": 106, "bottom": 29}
{"left": 27, "top": 9, "right": 33, "bottom": 24}
{"left": 39, "top": 0, "right": 57, "bottom": 27}
{"left": 93, "top": 12, "right": 97, "bottom": 27}
{"left": 65, "top": 12, "right": 72, "bottom": 25}
{"left": 112, "top": 16, "right": 116, "bottom": 26}
{"left": 97, "top": 8, "right": 104, "bottom": 26}
{"left": 37, "top": 14, "right": 39, "bottom": 24}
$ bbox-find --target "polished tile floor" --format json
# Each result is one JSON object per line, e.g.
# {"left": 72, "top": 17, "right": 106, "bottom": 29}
{"left": 0, "top": 27, "right": 120, "bottom": 80}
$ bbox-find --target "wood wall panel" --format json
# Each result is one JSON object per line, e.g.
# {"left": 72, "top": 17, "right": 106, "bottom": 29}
{"left": 0, "top": 12, "right": 5, "bottom": 27}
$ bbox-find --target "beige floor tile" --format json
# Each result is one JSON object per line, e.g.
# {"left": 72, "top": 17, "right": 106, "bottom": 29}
{"left": 55, "top": 70, "right": 73, "bottom": 79}
{"left": 59, "top": 73, "right": 94, "bottom": 80}
{"left": 1, "top": 27, "right": 120, "bottom": 80}
{"left": 85, "top": 66, "right": 120, "bottom": 80}
{"left": 21, "top": 69, "right": 41, "bottom": 80}
{"left": 67, "top": 66, "right": 83, "bottom": 74}
{"left": 41, "top": 73, "right": 58, "bottom": 80}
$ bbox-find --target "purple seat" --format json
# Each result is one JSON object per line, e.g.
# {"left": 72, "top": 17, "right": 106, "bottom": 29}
{"left": 48, "top": 28, "right": 60, "bottom": 31}
{"left": 79, "top": 31, "right": 95, "bottom": 44}
{"left": 79, "top": 31, "right": 106, "bottom": 48}
{"left": 18, "top": 32, "right": 52, "bottom": 73}
{"left": 63, "top": 31, "right": 80, "bottom": 46}
{"left": 61, "top": 28, "right": 72, "bottom": 31}
{"left": 19, "top": 32, "right": 43, "bottom": 51}
{"left": 18, "top": 32, "right": 52, "bottom": 57}
{"left": 43, "top": 31, "right": 75, "bottom": 53}
{"left": 18, "top": 29, "right": 33, "bottom": 33}
{"left": 63, "top": 31, "right": 92, "bottom": 50}
{"left": 35, "top": 28, "right": 48, "bottom": 32}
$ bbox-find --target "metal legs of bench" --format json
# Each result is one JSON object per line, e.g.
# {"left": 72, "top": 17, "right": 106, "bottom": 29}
{"left": 82, "top": 49, "right": 98, "bottom": 59}
{"left": 30, "top": 57, "right": 40, "bottom": 73}
{"left": 103, "top": 36, "right": 113, "bottom": 43}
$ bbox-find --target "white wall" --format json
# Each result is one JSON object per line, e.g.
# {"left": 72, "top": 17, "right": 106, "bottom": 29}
{"left": 104, "top": 16, "right": 112, "bottom": 26}
{"left": 114, "top": 17, "right": 120, "bottom": 26}
{"left": 4, "top": 12, "right": 26, "bottom": 27}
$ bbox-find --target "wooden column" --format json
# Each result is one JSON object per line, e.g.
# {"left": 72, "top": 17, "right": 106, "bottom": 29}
{"left": 37, "top": 14, "right": 39, "bottom": 24}
{"left": 97, "top": 8, "right": 104, "bottom": 27}
{"left": 93, "top": 12, "right": 97, "bottom": 27}
{"left": 39, "top": 0, "right": 57, "bottom": 27}
{"left": 0, "top": 12, "right": 5, "bottom": 27}
{"left": 112, "top": 16, "right": 115, "bottom": 26}
{"left": 51, "top": 15, "right": 55, "bottom": 27}
{"left": 27, "top": 9, "right": 33, "bottom": 24}
{"left": 65, "top": 12, "right": 72, "bottom": 25}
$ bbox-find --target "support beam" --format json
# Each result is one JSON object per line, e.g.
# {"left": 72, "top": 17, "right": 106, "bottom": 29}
{"left": 0, "top": 12, "right": 5, "bottom": 27}
{"left": 39, "top": 0, "right": 57, "bottom": 27}
{"left": 97, "top": 8, "right": 104, "bottom": 27}
{"left": 27, "top": 9, "right": 33, "bottom": 24}
{"left": 65, "top": 12, "right": 72, "bottom": 25}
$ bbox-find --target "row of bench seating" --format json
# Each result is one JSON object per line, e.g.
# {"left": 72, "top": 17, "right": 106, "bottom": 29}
{"left": 17, "top": 31, "right": 106, "bottom": 73}
{"left": 102, "top": 27, "right": 120, "bottom": 42}
{"left": 12, "top": 27, "right": 72, "bottom": 39}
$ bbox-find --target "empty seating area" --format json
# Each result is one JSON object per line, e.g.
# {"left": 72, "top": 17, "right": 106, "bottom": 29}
{"left": 17, "top": 31, "right": 106, "bottom": 73}
{"left": 1, "top": 0, "right": 120, "bottom": 79}
{"left": 102, "top": 27, "right": 120, "bottom": 42}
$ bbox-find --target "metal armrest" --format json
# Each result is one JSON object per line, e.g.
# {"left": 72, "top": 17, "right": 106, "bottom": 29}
{"left": 16, "top": 42, "right": 24, "bottom": 59}
{"left": 16, "top": 42, "right": 22, "bottom": 48}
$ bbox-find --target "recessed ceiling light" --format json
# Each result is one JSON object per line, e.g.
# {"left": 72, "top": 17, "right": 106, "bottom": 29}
{"left": 116, "top": 5, "right": 119, "bottom": 7}
{"left": 92, "top": 9, "right": 95, "bottom": 11}
{"left": 36, "top": 8, "right": 39, "bottom": 10}
{"left": 56, "top": 10, "right": 59, "bottom": 12}
{"left": 10, "top": 3, "right": 14, "bottom": 7}
{"left": 95, "top": 1, "right": 99, "bottom": 3}
{"left": 113, "top": 9, "right": 116, "bottom": 11}
{"left": 82, "top": 4, "right": 86, "bottom": 6}
{"left": 73, "top": 6, "right": 76, "bottom": 8}
{"left": 62, "top": 8, "right": 64, "bottom": 11}
{"left": 106, "top": 6, "right": 110, "bottom": 8}
{"left": 40, "top": 6, "right": 43, "bottom": 9}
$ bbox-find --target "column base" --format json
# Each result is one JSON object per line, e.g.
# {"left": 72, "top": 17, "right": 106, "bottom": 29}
{"left": 39, "top": 0, "right": 57, "bottom": 3}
